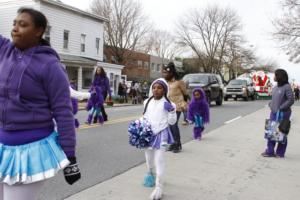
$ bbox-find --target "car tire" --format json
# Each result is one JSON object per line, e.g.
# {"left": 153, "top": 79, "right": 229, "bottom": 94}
{"left": 216, "top": 92, "right": 223, "bottom": 106}
{"left": 224, "top": 96, "right": 228, "bottom": 101}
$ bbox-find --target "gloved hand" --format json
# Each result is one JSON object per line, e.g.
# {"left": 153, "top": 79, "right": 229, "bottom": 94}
{"left": 64, "top": 157, "right": 81, "bottom": 185}
{"left": 164, "top": 102, "right": 174, "bottom": 112}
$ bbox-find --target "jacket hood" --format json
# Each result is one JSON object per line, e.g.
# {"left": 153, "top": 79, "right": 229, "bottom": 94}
{"left": 148, "top": 78, "right": 169, "bottom": 97}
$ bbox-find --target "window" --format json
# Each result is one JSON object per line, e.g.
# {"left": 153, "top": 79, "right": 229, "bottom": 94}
{"left": 111, "top": 56, "right": 117, "bottom": 64}
{"left": 144, "top": 62, "right": 149, "bottom": 69}
{"left": 81, "top": 34, "right": 86, "bottom": 52}
{"left": 82, "top": 68, "right": 93, "bottom": 89}
{"left": 151, "top": 63, "right": 155, "bottom": 71}
{"left": 44, "top": 26, "right": 51, "bottom": 43}
{"left": 96, "top": 38, "right": 100, "bottom": 54}
{"left": 63, "top": 30, "right": 69, "bottom": 49}
{"left": 109, "top": 73, "right": 113, "bottom": 88}
{"left": 156, "top": 64, "right": 160, "bottom": 72}
{"left": 138, "top": 60, "right": 143, "bottom": 68}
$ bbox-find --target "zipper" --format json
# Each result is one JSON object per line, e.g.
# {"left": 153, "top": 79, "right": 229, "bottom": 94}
{"left": 2, "top": 54, "right": 20, "bottom": 126}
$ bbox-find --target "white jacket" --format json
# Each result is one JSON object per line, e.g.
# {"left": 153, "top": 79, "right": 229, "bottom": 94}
{"left": 143, "top": 97, "right": 177, "bottom": 134}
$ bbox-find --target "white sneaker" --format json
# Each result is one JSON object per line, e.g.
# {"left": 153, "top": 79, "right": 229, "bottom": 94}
{"left": 150, "top": 186, "right": 163, "bottom": 200}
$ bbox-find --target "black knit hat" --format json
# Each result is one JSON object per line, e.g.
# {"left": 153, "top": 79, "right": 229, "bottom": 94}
{"left": 163, "top": 62, "right": 178, "bottom": 79}
{"left": 164, "top": 62, "right": 176, "bottom": 73}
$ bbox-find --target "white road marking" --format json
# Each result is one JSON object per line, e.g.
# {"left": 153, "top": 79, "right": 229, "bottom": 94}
{"left": 224, "top": 116, "right": 242, "bottom": 124}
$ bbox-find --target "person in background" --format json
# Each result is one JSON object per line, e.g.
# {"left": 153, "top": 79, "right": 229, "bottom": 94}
{"left": 261, "top": 69, "right": 294, "bottom": 158}
{"left": 162, "top": 62, "right": 188, "bottom": 153}
{"left": 85, "top": 85, "right": 104, "bottom": 125}
{"left": 69, "top": 79, "right": 91, "bottom": 128}
{"left": 70, "top": 80, "right": 80, "bottom": 128}
{"left": 294, "top": 86, "right": 299, "bottom": 101}
{"left": 0, "top": 8, "right": 80, "bottom": 200}
{"left": 187, "top": 88, "right": 210, "bottom": 140}
{"left": 118, "top": 82, "right": 125, "bottom": 103}
{"left": 122, "top": 80, "right": 128, "bottom": 103}
{"left": 92, "top": 66, "right": 111, "bottom": 121}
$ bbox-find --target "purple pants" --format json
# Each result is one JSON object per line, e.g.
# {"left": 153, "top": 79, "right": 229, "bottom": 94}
{"left": 265, "top": 111, "right": 291, "bottom": 157}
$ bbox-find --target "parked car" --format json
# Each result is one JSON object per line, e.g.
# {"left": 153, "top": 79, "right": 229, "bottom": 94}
{"left": 224, "top": 78, "right": 256, "bottom": 101}
{"left": 182, "top": 73, "right": 224, "bottom": 106}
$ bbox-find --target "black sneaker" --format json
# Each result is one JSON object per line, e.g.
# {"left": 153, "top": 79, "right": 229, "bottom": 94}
{"left": 172, "top": 145, "right": 181, "bottom": 153}
{"left": 166, "top": 144, "right": 174, "bottom": 151}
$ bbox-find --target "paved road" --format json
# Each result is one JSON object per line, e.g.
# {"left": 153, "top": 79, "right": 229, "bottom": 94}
{"left": 37, "top": 100, "right": 269, "bottom": 200}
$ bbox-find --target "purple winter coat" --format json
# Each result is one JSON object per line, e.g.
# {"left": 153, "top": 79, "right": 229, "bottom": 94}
{"left": 0, "top": 35, "right": 76, "bottom": 157}
{"left": 92, "top": 75, "right": 111, "bottom": 98}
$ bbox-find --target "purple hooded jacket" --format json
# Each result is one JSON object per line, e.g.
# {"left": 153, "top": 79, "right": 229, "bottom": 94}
{"left": 187, "top": 87, "right": 210, "bottom": 124}
{"left": 92, "top": 75, "right": 111, "bottom": 98}
{"left": 0, "top": 35, "right": 76, "bottom": 157}
{"left": 86, "top": 85, "right": 104, "bottom": 110}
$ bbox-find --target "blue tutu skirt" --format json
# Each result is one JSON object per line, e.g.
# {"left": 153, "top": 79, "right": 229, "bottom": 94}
{"left": 0, "top": 132, "right": 70, "bottom": 185}
{"left": 150, "top": 127, "right": 174, "bottom": 149}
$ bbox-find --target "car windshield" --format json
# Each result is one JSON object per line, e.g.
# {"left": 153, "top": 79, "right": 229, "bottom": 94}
{"left": 228, "top": 79, "right": 246, "bottom": 86}
{"left": 183, "top": 74, "right": 209, "bottom": 84}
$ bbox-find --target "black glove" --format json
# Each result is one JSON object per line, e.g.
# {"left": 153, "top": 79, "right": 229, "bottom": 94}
{"left": 64, "top": 157, "right": 81, "bottom": 185}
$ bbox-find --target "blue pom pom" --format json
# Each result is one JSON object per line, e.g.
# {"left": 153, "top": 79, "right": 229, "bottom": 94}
{"left": 128, "top": 117, "right": 153, "bottom": 149}
{"left": 143, "top": 172, "right": 155, "bottom": 187}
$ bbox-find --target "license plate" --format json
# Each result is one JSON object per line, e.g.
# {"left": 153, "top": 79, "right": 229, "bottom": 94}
{"left": 232, "top": 95, "right": 236, "bottom": 98}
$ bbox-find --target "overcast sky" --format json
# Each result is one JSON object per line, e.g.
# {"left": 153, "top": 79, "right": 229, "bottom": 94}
{"left": 62, "top": 0, "right": 300, "bottom": 83}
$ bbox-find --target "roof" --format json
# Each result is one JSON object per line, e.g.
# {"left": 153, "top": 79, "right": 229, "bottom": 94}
{"left": 59, "top": 54, "right": 98, "bottom": 66}
{"left": 38, "top": 0, "right": 109, "bottom": 23}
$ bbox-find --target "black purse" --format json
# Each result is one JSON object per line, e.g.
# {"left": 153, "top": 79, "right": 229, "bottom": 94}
{"left": 278, "top": 119, "right": 291, "bottom": 135}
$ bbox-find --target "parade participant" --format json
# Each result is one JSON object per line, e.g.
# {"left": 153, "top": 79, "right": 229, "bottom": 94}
{"left": 261, "top": 69, "right": 294, "bottom": 158}
{"left": 0, "top": 8, "right": 80, "bottom": 199}
{"left": 187, "top": 88, "right": 210, "bottom": 140}
{"left": 143, "top": 78, "right": 176, "bottom": 200}
{"left": 162, "top": 62, "right": 188, "bottom": 153}
{"left": 85, "top": 85, "right": 104, "bottom": 125}
{"left": 70, "top": 82, "right": 80, "bottom": 128}
{"left": 92, "top": 67, "right": 111, "bottom": 122}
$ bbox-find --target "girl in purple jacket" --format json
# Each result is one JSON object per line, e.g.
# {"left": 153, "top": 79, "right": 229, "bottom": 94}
{"left": 0, "top": 8, "right": 80, "bottom": 199}
{"left": 187, "top": 87, "right": 210, "bottom": 140}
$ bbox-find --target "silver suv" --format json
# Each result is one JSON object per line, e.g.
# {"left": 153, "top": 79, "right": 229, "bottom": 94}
{"left": 224, "top": 78, "right": 255, "bottom": 101}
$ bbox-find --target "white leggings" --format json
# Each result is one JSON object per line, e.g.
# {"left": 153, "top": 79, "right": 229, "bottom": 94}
{"left": 0, "top": 181, "right": 45, "bottom": 200}
{"left": 145, "top": 149, "right": 165, "bottom": 185}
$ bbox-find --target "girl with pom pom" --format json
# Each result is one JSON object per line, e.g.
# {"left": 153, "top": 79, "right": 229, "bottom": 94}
{"left": 142, "top": 78, "right": 177, "bottom": 200}
{"left": 187, "top": 87, "right": 210, "bottom": 140}
{"left": 85, "top": 85, "right": 104, "bottom": 125}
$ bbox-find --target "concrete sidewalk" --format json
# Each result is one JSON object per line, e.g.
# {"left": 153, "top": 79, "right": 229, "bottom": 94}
{"left": 66, "top": 106, "right": 300, "bottom": 200}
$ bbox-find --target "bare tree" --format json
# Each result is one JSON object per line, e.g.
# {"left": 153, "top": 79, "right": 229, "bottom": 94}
{"left": 250, "top": 58, "right": 278, "bottom": 72}
{"left": 141, "top": 30, "right": 187, "bottom": 63}
{"left": 90, "top": 0, "right": 151, "bottom": 64}
{"left": 273, "top": 0, "right": 300, "bottom": 63}
{"left": 224, "top": 38, "right": 256, "bottom": 80}
{"left": 176, "top": 5, "right": 243, "bottom": 80}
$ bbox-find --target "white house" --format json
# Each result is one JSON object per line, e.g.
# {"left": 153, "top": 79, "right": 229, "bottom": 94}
{"left": 0, "top": 0, "right": 124, "bottom": 94}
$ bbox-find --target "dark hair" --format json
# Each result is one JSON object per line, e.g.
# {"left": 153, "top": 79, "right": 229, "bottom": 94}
{"left": 163, "top": 62, "right": 179, "bottom": 80}
{"left": 94, "top": 67, "right": 106, "bottom": 77}
{"left": 275, "top": 69, "right": 289, "bottom": 87}
{"left": 17, "top": 7, "right": 50, "bottom": 46}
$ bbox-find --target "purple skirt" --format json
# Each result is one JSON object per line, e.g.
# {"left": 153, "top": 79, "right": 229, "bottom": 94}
{"left": 150, "top": 127, "right": 174, "bottom": 149}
